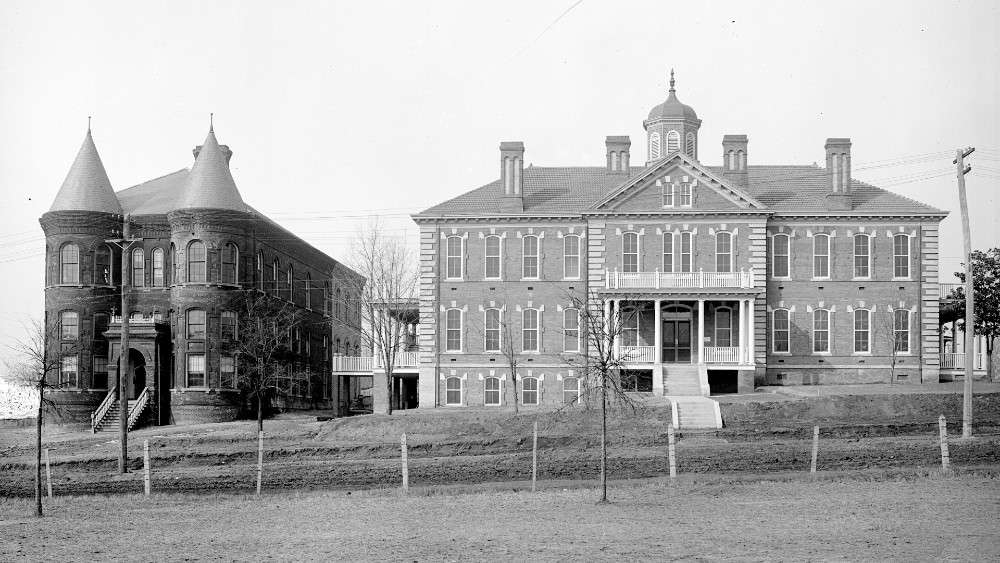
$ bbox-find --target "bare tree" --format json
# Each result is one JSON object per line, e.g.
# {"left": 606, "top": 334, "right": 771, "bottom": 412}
{"left": 338, "top": 220, "right": 418, "bottom": 415}
{"left": 874, "top": 311, "right": 904, "bottom": 384}
{"left": 498, "top": 310, "right": 522, "bottom": 413}
{"left": 4, "top": 317, "right": 79, "bottom": 517}
{"left": 562, "top": 289, "right": 641, "bottom": 504}
{"left": 229, "top": 290, "right": 301, "bottom": 432}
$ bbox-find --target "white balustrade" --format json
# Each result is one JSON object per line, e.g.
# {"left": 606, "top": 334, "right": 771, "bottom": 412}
{"left": 375, "top": 351, "right": 420, "bottom": 369}
{"left": 605, "top": 269, "right": 754, "bottom": 290}
{"left": 619, "top": 346, "right": 655, "bottom": 363}
{"left": 333, "top": 356, "right": 373, "bottom": 373}
{"left": 703, "top": 347, "right": 740, "bottom": 364}
{"left": 942, "top": 352, "right": 986, "bottom": 370}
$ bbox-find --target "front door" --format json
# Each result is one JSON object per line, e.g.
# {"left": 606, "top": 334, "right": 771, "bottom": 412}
{"left": 662, "top": 320, "right": 692, "bottom": 363}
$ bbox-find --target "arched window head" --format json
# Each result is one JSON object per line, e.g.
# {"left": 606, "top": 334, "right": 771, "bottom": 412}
{"left": 667, "top": 130, "right": 680, "bottom": 154}
{"left": 484, "top": 377, "right": 501, "bottom": 406}
{"left": 715, "top": 232, "right": 733, "bottom": 273}
{"left": 522, "top": 377, "right": 539, "bottom": 405}
{"left": 813, "top": 309, "right": 831, "bottom": 353}
{"left": 151, "top": 248, "right": 164, "bottom": 287}
{"left": 60, "top": 243, "right": 80, "bottom": 284}
{"left": 131, "top": 248, "right": 145, "bottom": 287}
{"left": 304, "top": 272, "right": 312, "bottom": 309}
{"left": 772, "top": 309, "right": 790, "bottom": 353}
{"left": 187, "top": 241, "right": 207, "bottom": 283}
{"left": 622, "top": 232, "right": 639, "bottom": 273}
{"left": 222, "top": 243, "right": 238, "bottom": 285}
{"left": 257, "top": 251, "right": 264, "bottom": 290}
{"left": 685, "top": 132, "right": 695, "bottom": 157}
{"left": 445, "top": 377, "right": 462, "bottom": 405}
{"left": 649, "top": 132, "right": 661, "bottom": 160}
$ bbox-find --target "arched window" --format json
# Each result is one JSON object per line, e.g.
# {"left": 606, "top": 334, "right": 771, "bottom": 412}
{"left": 813, "top": 309, "right": 831, "bottom": 353}
{"left": 151, "top": 248, "right": 164, "bottom": 287}
{"left": 893, "top": 234, "right": 911, "bottom": 278}
{"left": 445, "top": 308, "right": 462, "bottom": 352}
{"left": 60, "top": 311, "right": 79, "bottom": 340}
{"left": 522, "top": 377, "right": 539, "bottom": 406}
{"left": 170, "top": 243, "right": 177, "bottom": 285}
{"left": 484, "top": 377, "right": 501, "bottom": 406}
{"left": 187, "top": 241, "right": 207, "bottom": 283}
{"left": 813, "top": 234, "right": 830, "bottom": 278}
{"left": 287, "top": 265, "right": 294, "bottom": 302}
{"left": 563, "top": 234, "right": 580, "bottom": 279}
{"left": 335, "top": 288, "right": 342, "bottom": 319}
{"left": 715, "top": 232, "right": 733, "bottom": 273}
{"left": 324, "top": 281, "right": 331, "bottom": 316}
{"left": 522, "top": 235, "right": 539, "bottom": 279}
{"left": 334, "top": 338, "right": 341, "bottom": 356}
{"left": 679, "top": 232, "right": 693, "bottom": 272}
{"left": 256, "top": 251, "right": 264, "bottom": 290}
{"left": 563, "top": 377, "right": 580, "bottom": 405}
{"left": 272, "top": 259, "right": 280, "bottom": 294}
{"left": 649, "top": 132, "right": 661, "bottom": 160}
{"left": 95, "top": 245, "right": 112, "bottom": 285}
{"left": 187, "top": 309, "right": 206, "bottom": 339}
{"left": 894, "top": 309, "right": 910, "bottom": 353}
{"left": 484, "top": 308, "right": 501, "bottom": 352}
{"left": 667, "top": 130, "right": 680, "bottom": 153}
{"left": 622, "top": 232, "right": 639, "bottom": 273}
{"left": 772, "top": 234, "right": 790, "bottom": 278}
{"left": 522, "top": 308, "right": 539, "bottom": 352}
{"left": 662, "top": 232, "right": 674, "bottom": 272}
{"left": 222, "top": 243, "right": 238, "bottom": 285}
{"left": 60, "top": 243, "right": 80, "bottom": 284}
{"left": 854, "top": 309, "right": 870, "bottom": 353}
{"left": 446, "top": 236, "right": 463, "bottom": 279}
{"left": 685, "top": 132, "right": 695, "bottom": 156}
{"left": 853, "top": 234, "right": 871, "bottom": 278}
{"left": 445, "top": 377, "right": 462, "bottom": 405}
{"left": 484, "top": 235, "right": 501, "bottom": 279}
{"left": 772, "top": 309, "right": 790, "bottom": 353}
{"left": 728, "top": 150, "right": 736, "bottom": 170}
{"left": 131, "top": 248, "right": 145, "bottom": 287}
{"left": 305, "top": 272, "right": 312, "bottom": 309}
{"left": 738, "top": 150, "right": 746, "bottom": 170}
{"left": 714, "top": 306, "right": 732, "bottom": 347}
{"left": 563, "top": 308, "right": 580, "bottom": 352}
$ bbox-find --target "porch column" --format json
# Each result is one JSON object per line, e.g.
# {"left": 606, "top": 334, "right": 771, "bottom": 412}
{"left": 747, "top": 297, "right": 756, "bottom": 366}
{"left": 654, "top": 299, "right": 662, "bottom": 364}
{"left": 697, "top": 298, "right": 705, "bottom": 364}
{"left": 738, "top": 299, "right": 747, "bottom": 364}
{"left": 603, "top": 299, "right": 612, "bottom": 354}
{"left": 612, "top": 299, "right": 621, "bottom": 360}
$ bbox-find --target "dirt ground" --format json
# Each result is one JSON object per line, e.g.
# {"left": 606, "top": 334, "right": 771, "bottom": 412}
{"left": 2, "top": 474, "right": 998, "bottom": 561}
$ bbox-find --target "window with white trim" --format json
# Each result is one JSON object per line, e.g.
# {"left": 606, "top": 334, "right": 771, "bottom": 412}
{"left": 187, "top": 353, "right": 206, "bottom": 387}
{"left": 667, "top": 130, "right": 680, "bottom": 153}
{"left": 60, "top": 353, "right": 78, "bottom": 388}
{"left": 680, "top": 232, "right": 693, "bottom": 272}
{"left": 484, "top": 235, "right": 501, "bottom": 279}
{"left": 563, "top": 308, "right": 580, "bottom": 352}
{"left": 445, "top": 308, "right": 462, "bottom": 352}
{"left": 152, "top": 248, "right": 164, "bottom": 287}
{"left": 187, "top": 309, "right": 206, "bottom": 339}
{"left": 854, "top": 309, "right": 870, "bottom": 353}
{"left": 661, "top": 183, "right": 674, "bottom": 207}
{"left": 716, "top": 232, "right": 733, "bottom": 273}
{"left": 484, "top": 377, "right": 501, "bottom": 406}
{"left": 131, "top": 248, "right": 145, "bottom": 287}
{"left": 187, "top": 241, "right": 207, "bottom": 283}
{"left": 446, "top": 236, "right": 463, "bottom": 279}
{"left": 679, "top": 183, "right": 692, "bottom": 206}
{"left": 772, "top": 234, "right": 790, "bottom": 278}
{"left": 563, "top": 235, "right": 580, "bottom": 279}
{"left": 484, "top": 308, "right": 501, "bottom": 352}
{"left": 522, "top": 377, "right": 539, "bottom": 406}
{"left": 853, "top": 234, "right": 871, "bottom": 279}
{"left": 60, "top": 243, "right": 80, "bottom": 284}
{"left": 60, "top": 310, "right": 79, "bottom": 340}
{"left": 445, "top": 377, "right": 462, "bottom": 405}
{"left": 622, "top": 232, "right": 639, "bottom": 273}
{"left": 522, "top": 235, "right": 539, "bottom": 279}
{"left": 522, "top": 308, "right": 539, "bottom": 352}
{"left": 563, "top": 377, "right": 580, "bottom": 405}
{"left": 893, "top": 234, "right": 910, "bottom": 278}
{"left": 813, "top": 234, "right": 830, "bottom": 278}
{"left": 714, "top": 307, "right": 732, "bottom": 347}
{"left": 662, "top": 233, "right": 674, "bottom": 272}
{"left": 813, "top": 309, "right": 831, "bottom": 353}
{"left": 894, "top": 309, "right": 910, "bottom": 353}
{"left": 622, "top": 307, "right": 639, "bottom": 347}
{"left": 772, "top": 309, "right": 790, "bottom": 353}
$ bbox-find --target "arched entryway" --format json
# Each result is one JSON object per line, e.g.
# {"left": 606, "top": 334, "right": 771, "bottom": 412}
{"left": 127, "top": 348, "right": 146, "bottom": 399}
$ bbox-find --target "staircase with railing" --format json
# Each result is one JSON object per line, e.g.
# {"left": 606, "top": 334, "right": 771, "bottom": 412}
{"left": 91, "top": 386, "right": 118, "bottom": 433}
{"left": 128, "top": 387, "right": 151, "bottom": 431}
{"left": 90, "top": 386, "right": 151, "bottom": 433}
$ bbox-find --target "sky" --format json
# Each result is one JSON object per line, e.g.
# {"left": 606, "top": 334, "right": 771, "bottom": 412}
{"left": 0, "top": 0, "right": 998, "bottom": 374}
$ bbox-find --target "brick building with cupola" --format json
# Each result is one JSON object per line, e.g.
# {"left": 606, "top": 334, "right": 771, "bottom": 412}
{"left": 41, "top": 122, "right": 361, "bottom": 426}
{"left": 399, "top": 71, "right": 948, "bottom": 426}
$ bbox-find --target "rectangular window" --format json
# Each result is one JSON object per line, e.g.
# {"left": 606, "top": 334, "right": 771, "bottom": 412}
{"left": 132, "top": 249, "right": 145, "bottom": 287}
{"left": 61, "top": 311, "right": 79, "bottom": 340}
{"left": 714, "top": 308, "right": 732, "bottom": 347}
{"left": 894, "top": 310, "right": 910, "bottom": 353}
{"left": 484, "top": 235, "right": 501, "bottom": 279}
{"left": 680, "top": 232, "right": 692, "bottom": 273}
{"left": 484, "top": 378, "right": 501, "bottom": 406}
{"left": 854, "top": 309, "right": 870, "bottom": 353}
{"left": 220, "top": 355, "right": 236, "bottom": 389}
{"left": 60, "top": 353, "right": 78, "bottom": 388}
{"left": 563, "top": 377, "right": 580, "bottom": 405}
{"left": 662, "top": 233, "right": 673, "bottom": 273}
{"left": 522, "top": 236, "right": 539, "bottom": 279}
{"left": 522, "top": 377, "right": 539, "bottom": 406}
{"left": 445, "top": 309, "right": 462, "bottom": 352}
{"left": 522, "top": 309, "right": 539, "bottom": 352}
{"left": 853, "top": 235, "right": 871, "bottom": 278}
{"left": 622, "top": 233, "right": 638, "bottom": 273}
{"left": 563, "top": 235, "right": 580, "bottom": 279}
{"left": 773, "top": 310, "right": 790, "bottom": 353}
{"left": 716, "top": 233, "right": 732, "bottom": 273}
{"left": 679, "top": 183, "right": 692, "bottom": 206}
{"left": 813, "top": 310, "right": 830, "bottom": 353}
{"left": 813, "top": 235, "right": 830, "bottom": 278}
{"left": 92, "top": 356, "right": 109, "bottom": 389}
{"left": 187, "top": 309, "right": 206, "bottom": 339}
{"left": 187, "top": 354, "right": 206, "bottom": 387}
{"left": 893, "top": 235, "right": 910, "bottom": 278}
{"left": 563, "top": 309, "right": 580, "bottom": 352}
{"left": 152, "top": 249, "right": 164, "bottom": 287}
{"left": 484, "top": 309, "right": 501, "bottom": 352}
{"left": 661, "top": 183, "right": 674, "bottom": 207}
{"left": 220, "top": 311, "right": 237, "bottom": 340}
{"left": 772, "top": 234, "right": 789, "bottom": 278}
{"left": 622, "top": 308, "right": 639, "bottom": 347}
{"left": 446, "top": 236, "right": 463, "bottom": 279}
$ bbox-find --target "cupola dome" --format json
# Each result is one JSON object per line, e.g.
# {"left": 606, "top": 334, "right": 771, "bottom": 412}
{"left": 646, "top": 70, "right": 698, "bottom": 121}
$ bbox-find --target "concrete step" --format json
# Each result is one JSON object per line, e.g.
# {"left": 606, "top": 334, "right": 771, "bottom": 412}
{"left": 669, "top": 397, "right": 722, "bottom": 429}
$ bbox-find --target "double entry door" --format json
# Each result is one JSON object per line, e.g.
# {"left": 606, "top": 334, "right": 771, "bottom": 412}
{"left": 662, "top": 318, "right": 692, "bottom": 363}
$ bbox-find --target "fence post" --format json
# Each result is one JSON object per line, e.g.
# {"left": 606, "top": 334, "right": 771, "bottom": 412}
{"left": 667, "top": 423, "right": 677, "bottom": 480}
{"left": 938, "top": 415, "right": 950, "bottom": 472}
{"left": 143, "top": 440, "right": 151, "bottom": 496}
{"left": 810, "top": 426, "right": 819, "bottom": 474}
{"left": 532, "top": 421, "right": 538, "bottom": 492}
{"left": 44, "top": 448, "right": 52, "bottom": 499}
{"left": 401, "top": 432, "right": 409, "bottom": 493}
{"left": 256, "top": 431, "right": 264, "bottom": 496}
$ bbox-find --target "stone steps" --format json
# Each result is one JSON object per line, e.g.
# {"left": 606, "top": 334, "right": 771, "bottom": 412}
{"left": 670, "top": 397, "right": 722, "bottom": 429}
{"left": 664, "top": 365, "right": 703, "bottom": 396}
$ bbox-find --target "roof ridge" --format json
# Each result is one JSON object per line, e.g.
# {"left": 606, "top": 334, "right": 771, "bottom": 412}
{"left": 117, "top": 168, "right": 189, "bottom": 193}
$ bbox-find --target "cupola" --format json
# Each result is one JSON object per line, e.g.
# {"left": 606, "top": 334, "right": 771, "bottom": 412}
{"left": 643, "top": 70, "right": 702, "bottom": 164}
{"left": 49, "top": 121, "right": 122, "bottom": 214}
{"left": 178, "top": 120, "right": 246, "bottom": 211}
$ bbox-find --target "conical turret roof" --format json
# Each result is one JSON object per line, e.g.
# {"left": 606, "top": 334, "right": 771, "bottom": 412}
{"left": 178, "top": 127, "right": 245, "bottom": 211}
{"left": 50, "top": 127, "right": 122, "bottom": 213}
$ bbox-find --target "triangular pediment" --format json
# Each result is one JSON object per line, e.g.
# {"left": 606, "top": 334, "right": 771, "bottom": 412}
{"left": 591, "top": 152, "right": 766, "bottom": 212}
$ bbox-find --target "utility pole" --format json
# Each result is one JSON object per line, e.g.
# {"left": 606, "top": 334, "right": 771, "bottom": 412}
{"left": 107, "top": 214, "right": 141, "bottom": 473}
{"left": 954, "top": 147, "right": 975, "bottom": 439}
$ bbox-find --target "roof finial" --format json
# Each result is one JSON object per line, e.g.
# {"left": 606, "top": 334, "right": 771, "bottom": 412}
{"left": 87, "top": 115, "right": 92, "bottom": 133}
{"left": 669, "top": 68, "right": 675, "bottom": 93}
{"left": 209, "top": 112, "right": 214, "bottom": 133}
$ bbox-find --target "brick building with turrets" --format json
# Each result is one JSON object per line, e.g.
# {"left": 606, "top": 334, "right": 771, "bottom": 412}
{"left": 41, "top": 122, "right": 361, "bottom": 426}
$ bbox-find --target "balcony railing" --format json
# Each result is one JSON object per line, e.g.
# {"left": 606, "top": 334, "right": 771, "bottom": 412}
{"left": 375, "top": 351, "right": 420, "bottom": 369}
{"left": 619, "top": 346, "right": 655, "bottom": 363}
{"left": 704, "top": 347, "right": 740, "bottom": 364}
{"left": 333, "top": 356, "right": 373, "bottom": 373}
{"left": 606, "top": 269, "right": 754, "bottom": 290}
{"left": 941, "top": 352, "right": 986, "bottom": 370}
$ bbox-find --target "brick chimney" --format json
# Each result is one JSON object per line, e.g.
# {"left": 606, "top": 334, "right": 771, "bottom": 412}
{"left": 824, "top": 138, "right": 852, "bottom": 211}
{"left": 606, "top": 136, "right": 631, "bottom": 174}
{"left": 721, "top": 135, "right": 748, "bottom": 189}
{"left": 500, "top": 141, "right": 524, "bottom": 213}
